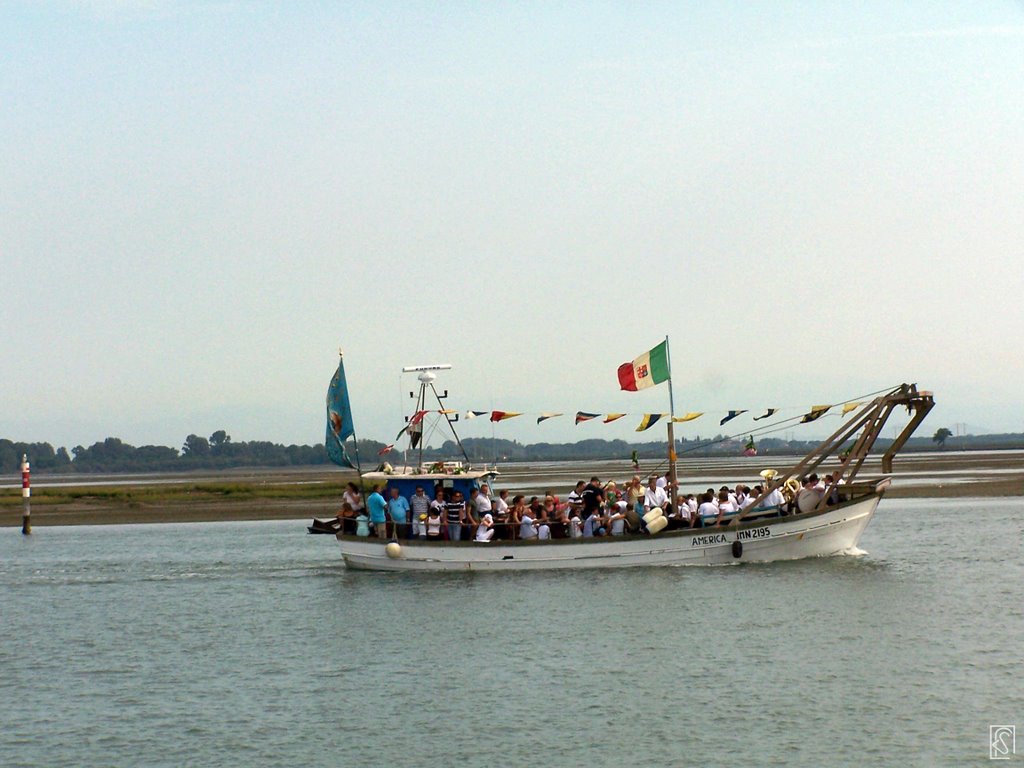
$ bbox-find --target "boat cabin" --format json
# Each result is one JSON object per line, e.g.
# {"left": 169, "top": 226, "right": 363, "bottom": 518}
{"left": 362, "top": 466, "right": 498, "bottom": 501}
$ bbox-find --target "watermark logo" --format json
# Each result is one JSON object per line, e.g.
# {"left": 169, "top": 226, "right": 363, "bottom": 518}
{"left": 990, "top": 725, "right": 1015, "bottom": 760}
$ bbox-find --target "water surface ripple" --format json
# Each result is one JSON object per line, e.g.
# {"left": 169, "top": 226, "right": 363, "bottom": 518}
{"left": 1, "top": 499, "right": 1022, "bottom": 766}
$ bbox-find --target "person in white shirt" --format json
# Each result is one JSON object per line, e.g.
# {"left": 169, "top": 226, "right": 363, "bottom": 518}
{"left": 430, "top": 488, "right": 447, "bottom": 516}
{"left": 467, "top": 488, "right": 486, "bottom": 528}
{"left": 717, "top": 490, "right": 739, "bottom": 524}
{"left": 719, "top": 486, "right": 738, "bottom": 508}
{"left": 582, "top": 512, "right": 603, "bottom": 537}
{"left": 490, "top": 490, "right": 511, "bottom": 539}
{"left": 733, "top": 484, "right": 747, "bottom": 508}
{"left": 343, "top": 481, "right": 364, "bottom": 515}
{"left": 759, "top": 484, "right": 786, "bottom": 514}
{"left": 425, "top": 508, "right": 443, "bottom": 538}
{"left": 566, "top": 481, "right": 585, "bottom": 519}
{"left": 824, "top": 471, "right": 844, "bottom": 505}
{"left": 698, "top": 493, "right": 722, "bottom": 527}
{"left": 740, "top": 487, "right": 758, "bottom": 510}
{"left": 797, "top": 476, "right": 823, "bottom": 514}
{"left": 644, "top": 476, "right": 669, "bottom": 512}
{"left": 519, "top": 511, "right": 538, "bottom": 540}
{"left": 475, "top": 513, "right": 495, "bottom": 542}
{"left": 472, "top": 485, "right": 493, "bottom": 519}
{"left": 493, "top": 489, "right": 509, "bottom": 516}
{"left": 608, "top": 500, "right": 627, "bottom": 536}
{"left": 674, "top": 498, "right": 692, "bottom": 526}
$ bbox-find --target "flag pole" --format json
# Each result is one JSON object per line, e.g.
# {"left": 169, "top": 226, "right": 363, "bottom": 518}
{"left": 340, "top": 348, "right": 366, "bottom": 508}
{"left": 664, "top": 335, "right": 679, "bottom": 513}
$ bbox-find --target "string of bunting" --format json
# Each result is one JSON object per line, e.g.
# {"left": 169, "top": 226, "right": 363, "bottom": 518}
{"left": 392, "top": 347, "right": 884, "bottom": 451}
{"left": 394, "top": 402, "right": 863, "bottom": 434}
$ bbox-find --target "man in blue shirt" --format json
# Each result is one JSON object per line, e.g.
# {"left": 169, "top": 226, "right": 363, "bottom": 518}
{"left": 387, "top": 487, "right": 411, "bottom": 540}
{"left": 366, "top": 485, "right": 388, "bottom": 540}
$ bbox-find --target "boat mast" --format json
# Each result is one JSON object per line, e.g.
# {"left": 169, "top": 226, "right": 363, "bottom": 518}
{"left": 665, "top": 334, "right": 679, "bottom": 513}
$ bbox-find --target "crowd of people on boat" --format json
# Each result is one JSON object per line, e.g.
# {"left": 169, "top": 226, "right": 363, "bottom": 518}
{"left": 333, "top": 470, "right": 846, "bottom": 542}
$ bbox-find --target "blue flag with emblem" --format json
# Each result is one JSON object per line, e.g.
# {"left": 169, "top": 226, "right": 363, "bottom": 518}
{"left": 325, "top": 356, "right": 357, "bottom": 468}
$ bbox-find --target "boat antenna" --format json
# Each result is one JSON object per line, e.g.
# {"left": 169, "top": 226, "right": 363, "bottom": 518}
{"left": 401, "top": 365, "right": 472, "bottom": 467}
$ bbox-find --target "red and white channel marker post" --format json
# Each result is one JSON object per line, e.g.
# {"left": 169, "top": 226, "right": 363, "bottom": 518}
{"left": 21, "top": 454, "right": 31, "bottom": 535}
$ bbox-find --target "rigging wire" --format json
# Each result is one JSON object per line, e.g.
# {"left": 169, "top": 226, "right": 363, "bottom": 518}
{"left": 638, "top": 384, "right": 900, "bottom": 481}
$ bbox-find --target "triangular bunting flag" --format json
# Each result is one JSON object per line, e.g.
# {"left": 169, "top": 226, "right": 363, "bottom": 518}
{"left": 720, "top": 410, "right": 747, "bottom": 426}
{"left": 603, "top": 413, "right": 626, "bottom": 423}
{"left": 801, "top": 405, "right": 831, "bottom": 423}
{"left": 575, "top": 412, "right": 600, "bottom": 425}
{"left": 466, "top": 411, "right": 488, "bottom": 419}
{"left": 673, "top": 412, "right": 703, "bottom": 423}
{"left": 753, "top": 408, "right": 777, "bottom": 421}
{"left": 409, "top": 410, "right": 429, "bottom": 426}
{"left": 635, "top": 413, "right": 665, "bottom": 432}
{"left": 841, "top": 402, "right": 862, "bottom": 415}
{"left": 536, "top": 412, "right": 563, "bottom": 424}
{"left": 490, "top": 411, "right": 522, "bottom": 422}
{"left": 377, "top": 444, "right": 394, "bottom": 456}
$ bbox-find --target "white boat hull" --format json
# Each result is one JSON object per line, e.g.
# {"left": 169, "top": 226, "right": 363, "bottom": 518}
{"left": 337, "top": 493, "right": 881, "bottom": 571}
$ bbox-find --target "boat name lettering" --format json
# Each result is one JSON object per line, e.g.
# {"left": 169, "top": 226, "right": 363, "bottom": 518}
{"left": 691, "top": 533, "right": 728, "bottom": 546}
{"left": 736, "top": 527, "right": 771, "bottom": 541}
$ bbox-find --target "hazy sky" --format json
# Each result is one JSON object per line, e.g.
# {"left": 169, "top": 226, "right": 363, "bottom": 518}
{"left": 3, "top": 1, "right": 1023, "bottom": 452}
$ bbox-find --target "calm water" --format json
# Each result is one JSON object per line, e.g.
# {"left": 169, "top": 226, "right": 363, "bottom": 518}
{"left": 2, "top": 498, "right": 1022, "bottom": 767}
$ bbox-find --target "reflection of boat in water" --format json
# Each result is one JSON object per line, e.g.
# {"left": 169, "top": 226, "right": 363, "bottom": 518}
{"left": 319, "top": 352, "right": 933, "bottom": 570}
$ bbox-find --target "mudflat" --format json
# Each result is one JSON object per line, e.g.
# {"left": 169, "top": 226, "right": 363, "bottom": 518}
{"left": 2, "top": 450, "right": 1021, "bottom": 527}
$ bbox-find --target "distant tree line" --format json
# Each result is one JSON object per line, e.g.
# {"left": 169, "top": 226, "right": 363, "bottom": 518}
{"left": 0, "top": 433, "right": 350, "bottom": 475}
{"left": 2, "top": 429, "right": 1022, "bottom": 475}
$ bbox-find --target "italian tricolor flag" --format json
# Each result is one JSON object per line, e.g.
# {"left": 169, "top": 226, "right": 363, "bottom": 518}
{"left": 618, "top": 340, "right": 670, "bottom": 391}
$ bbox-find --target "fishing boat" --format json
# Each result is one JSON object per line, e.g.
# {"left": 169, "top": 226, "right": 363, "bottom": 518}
{"left": 318, "top": 348, "right": 934, "bottom": 571}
